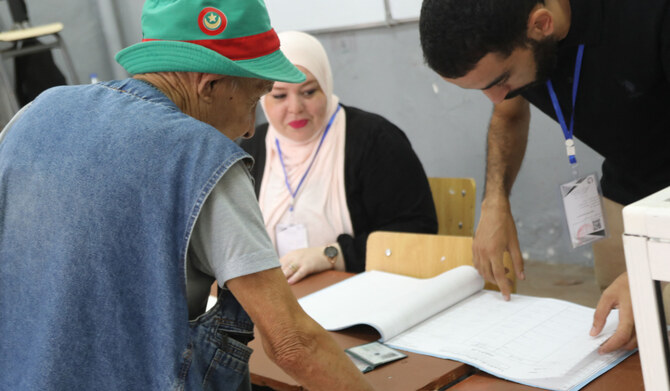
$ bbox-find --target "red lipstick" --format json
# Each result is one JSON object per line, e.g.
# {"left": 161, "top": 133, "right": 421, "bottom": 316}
{"left": 289, "top": 119, "right": 309, "bottom": 129}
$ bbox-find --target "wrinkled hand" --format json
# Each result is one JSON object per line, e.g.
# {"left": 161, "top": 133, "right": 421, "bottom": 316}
{"left": 472, "top": 197, "right": 524, "bottom": 300}
{"left": 280, "top": 247, "right": 332, "bottom": 285}
{"left": 591, "top": 272, "right": 637, "bottom": 354}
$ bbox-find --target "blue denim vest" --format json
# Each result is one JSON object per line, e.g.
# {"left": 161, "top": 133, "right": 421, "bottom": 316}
{"left": 0, "top": 79, "right": 254, "bottom": 390}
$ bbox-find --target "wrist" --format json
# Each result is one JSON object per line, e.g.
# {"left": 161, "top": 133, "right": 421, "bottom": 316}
{"left": 482, "top": 194, "right": 511, "bottom": 211}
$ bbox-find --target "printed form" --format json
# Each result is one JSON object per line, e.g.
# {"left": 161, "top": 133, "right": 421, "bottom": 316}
{"left": 387, "top": 291, "right": 624, "bottom": 390}
{"left": 298, "top": 266, "right": 632, "bottom": 391}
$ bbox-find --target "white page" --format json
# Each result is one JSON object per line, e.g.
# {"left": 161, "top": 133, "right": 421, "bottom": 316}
{"left": 386, "top": 290, "right": 630, "bottom": 391}
{"left": 298, "top": 265, "right": 484, "bottom": 341}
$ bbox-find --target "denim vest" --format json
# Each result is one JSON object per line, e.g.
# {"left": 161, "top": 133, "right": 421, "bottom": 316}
{"left": 0, "top": 79, "right": 254, "bottom": 390}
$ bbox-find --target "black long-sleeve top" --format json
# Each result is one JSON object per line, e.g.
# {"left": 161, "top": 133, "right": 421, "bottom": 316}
{"left": 240, "top": 104, "right": 438, "bottom": 272}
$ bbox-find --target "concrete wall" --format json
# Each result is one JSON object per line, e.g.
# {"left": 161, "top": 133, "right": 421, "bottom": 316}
{"left": 0, "top": 1, "right": 113, "bottom": 82}
{"left": 0, "top": 1, "right": 605, "bottom": 266}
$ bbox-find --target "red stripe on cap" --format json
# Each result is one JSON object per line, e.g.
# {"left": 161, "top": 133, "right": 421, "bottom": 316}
{"left": 143, "top": 29, "right": 280, "bottom": 61}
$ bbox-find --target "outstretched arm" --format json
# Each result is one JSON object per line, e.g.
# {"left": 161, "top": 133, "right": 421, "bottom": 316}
{"left": 473, "top": 96, "right": 529, "bottom": 300}
{"left": 227, "top": 267, "right": 373, "bottom": 391}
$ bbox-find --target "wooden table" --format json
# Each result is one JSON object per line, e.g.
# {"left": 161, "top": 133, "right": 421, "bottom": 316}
{"left": 449, "top": 354, "right": 643, "bottom": 391}
{"left": 248, "top": 271, "right": 644, "bottom": 391}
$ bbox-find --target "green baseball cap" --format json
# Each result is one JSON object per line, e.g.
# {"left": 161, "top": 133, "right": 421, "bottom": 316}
{"left": 115, "top": 0, "right": 305, "bottom": 83}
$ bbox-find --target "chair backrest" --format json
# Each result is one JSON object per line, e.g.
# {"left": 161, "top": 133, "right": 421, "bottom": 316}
{"left": 365, "top": 231, "right": 515, "bottom": 292}
{"left": 428, "top": 177, "right": 476, "bottom": 236}
{"left": 7, "top": 0, "right": 29, "bottom": 25}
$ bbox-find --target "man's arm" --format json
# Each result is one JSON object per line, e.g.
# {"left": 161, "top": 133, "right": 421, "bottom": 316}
{"left": 472, "top": 96, "right": 530, "bottom": 300}
{"left": 227, "top": 267, "right": 374, "bottom": 391}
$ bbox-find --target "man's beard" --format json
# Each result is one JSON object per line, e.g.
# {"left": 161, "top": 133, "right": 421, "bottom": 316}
{"left": 505, "top": 36, "right": 559, "bottom": 99}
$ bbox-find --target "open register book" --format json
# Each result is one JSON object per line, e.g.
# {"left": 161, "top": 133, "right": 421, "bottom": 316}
{"left": 298, "top": 266, "right": 634, "bottom": 391}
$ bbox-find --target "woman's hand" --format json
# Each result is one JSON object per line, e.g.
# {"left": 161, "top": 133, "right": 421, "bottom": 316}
{"left": 280, "top": 245, "right": 339, "bottom": 284}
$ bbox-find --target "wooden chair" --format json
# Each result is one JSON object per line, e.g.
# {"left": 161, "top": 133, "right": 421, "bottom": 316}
{"left": 365, "top": 231, "right": 516, "bottom": 292}
{"left": 428, "top": 177, "right": 476, "bottom": 236}
{"left": 0, "top": 0, "right": 79, "bottom": 116}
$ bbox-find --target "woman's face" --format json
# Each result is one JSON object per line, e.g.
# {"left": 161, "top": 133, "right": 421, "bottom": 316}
{"left": 263, "top": 66, "right": 328, "bottom": 142}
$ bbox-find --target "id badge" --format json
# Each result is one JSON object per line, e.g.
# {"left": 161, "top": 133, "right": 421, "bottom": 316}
{"left": 275, "top": 223, "right": 308, "bottom": 258}
{"left": 345, "top": 341, "right": 407, "bottom": 373}
{"left": 559, "top": 173, "right": 606, "bottom": 248}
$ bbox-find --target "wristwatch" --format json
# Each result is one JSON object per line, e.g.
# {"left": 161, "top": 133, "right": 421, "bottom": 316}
{"left": 324, "top": 245, "right": 338, "bottom": 267}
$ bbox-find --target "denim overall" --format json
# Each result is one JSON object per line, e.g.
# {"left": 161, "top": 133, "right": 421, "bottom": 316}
{"left": 0, "top": 79, "right": 254, "bottom": 390}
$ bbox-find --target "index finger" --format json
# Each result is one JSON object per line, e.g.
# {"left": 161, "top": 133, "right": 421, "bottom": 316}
{"left": 491, "top": 254, "right": 511, "bottom": 300}
{"left": 591, "top": 294, "right": 616, "bottom": 337}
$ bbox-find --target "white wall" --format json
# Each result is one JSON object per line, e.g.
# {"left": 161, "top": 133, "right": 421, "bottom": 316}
{"left": 0, "top": 1, "right": 604, "bottom": 266}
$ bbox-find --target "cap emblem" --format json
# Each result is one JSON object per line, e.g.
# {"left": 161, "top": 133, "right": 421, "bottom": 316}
{"left": 198, "top": 7, "right": 227, "bottom": 35}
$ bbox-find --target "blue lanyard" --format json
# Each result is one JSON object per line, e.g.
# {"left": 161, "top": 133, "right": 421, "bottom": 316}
{"left": 546, "top": 44, "right": 584, "bottom": 168}
{"left": 276, "top": 105, "right": 341, "bottom": 211}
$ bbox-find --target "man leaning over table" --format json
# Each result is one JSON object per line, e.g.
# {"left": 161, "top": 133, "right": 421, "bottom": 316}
{"left": 0, "top": 0, "right": 373, "bottom": 390}
{"left": 419, "top": 0, "right": 670, "bottom": 353}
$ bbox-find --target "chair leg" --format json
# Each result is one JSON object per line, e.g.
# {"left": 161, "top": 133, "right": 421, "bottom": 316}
{"left": 0, "top": 60, "right": 20, "bottom": 119}
{"left": 55, "top": 33, "right": 80, "bottom": 85}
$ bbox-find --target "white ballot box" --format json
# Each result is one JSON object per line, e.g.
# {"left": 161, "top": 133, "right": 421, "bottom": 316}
{"left": 623, "top": 186, "right": 670, "bottom": 391}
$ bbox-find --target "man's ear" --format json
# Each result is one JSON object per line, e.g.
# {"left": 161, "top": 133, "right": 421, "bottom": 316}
{"left": 197, "top": 73, "right": 227, "bottom": 103}
{"left": 527, "top": 8, "right": 555, "bottom": 40}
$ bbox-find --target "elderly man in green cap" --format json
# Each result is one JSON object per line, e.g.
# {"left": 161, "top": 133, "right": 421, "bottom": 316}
{"left": 0, "top": 0, "right": 373, "bottom": 390}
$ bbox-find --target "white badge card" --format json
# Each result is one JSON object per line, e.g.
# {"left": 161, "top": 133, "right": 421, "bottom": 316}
{"left": 560, "top": 173, "right": 606, "bottom": 248}
{"left": 275, "top": 223, "right": 308, "bottom": 258}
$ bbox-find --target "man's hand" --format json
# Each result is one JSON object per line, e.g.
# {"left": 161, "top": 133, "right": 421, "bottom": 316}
{"left": 228, "top": 268, "right": 373, "bottom": 390}
{"left": 591, "top": 272, "right": 637, "bottom": 354}
{"left": 472, "top": 196, "right": 525, "bottom": 300}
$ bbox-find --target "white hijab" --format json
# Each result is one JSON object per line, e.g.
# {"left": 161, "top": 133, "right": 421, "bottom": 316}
{"left": 258, "top": 31, "right": 353, "bottom": 254}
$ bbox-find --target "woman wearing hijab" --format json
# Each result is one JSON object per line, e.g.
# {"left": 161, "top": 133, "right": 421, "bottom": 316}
{"left": 240, "top": 31, "right": 437, "bottom": 284}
